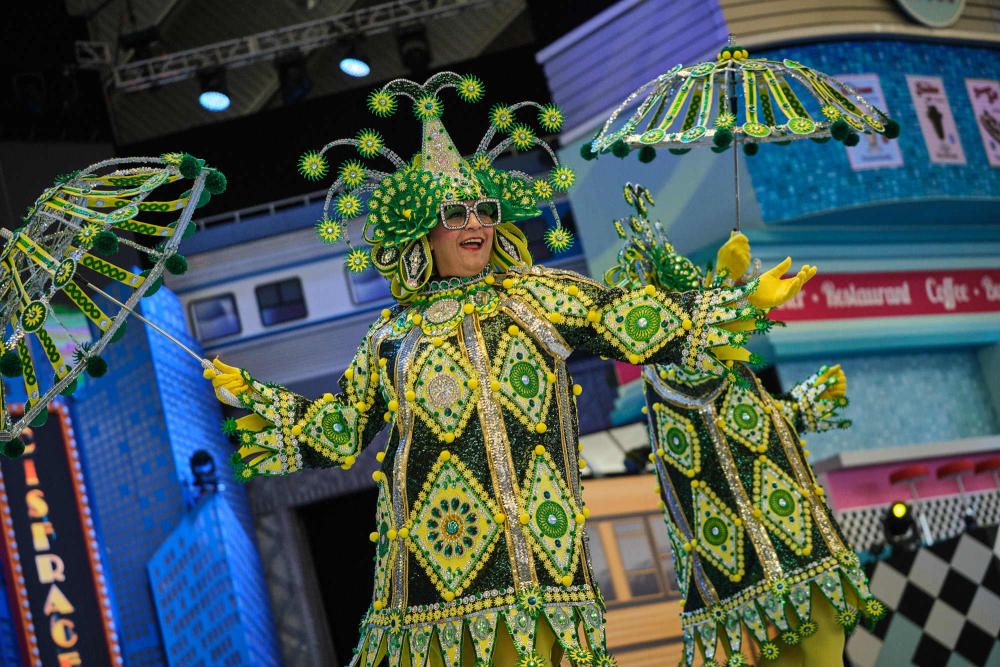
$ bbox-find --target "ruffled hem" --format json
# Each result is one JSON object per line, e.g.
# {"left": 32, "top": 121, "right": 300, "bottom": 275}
{"left": 349, "top": 599, "right": 617, "bottom": 667}
{"left": 677, "top": 556, "right": 886, "bottom": 666}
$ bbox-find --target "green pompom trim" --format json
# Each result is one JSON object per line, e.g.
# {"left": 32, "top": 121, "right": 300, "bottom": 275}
{"left": 844, "top": 133, "right": 860, "bottom": 147}
{"left": 179, "top": 154, "right": 203, "bottom": 179}
{"left": 611, "top": 140, "right": 630, "bottom": 158}
{"left": 86, "top": 356, "right": 108, "bottom": 378}
{"left": 668, "top": 148, "right": 691, "bottom": 155}
{"left": 140, "top": 270, "right": 163, "bottom": 296}
{"left": 0, "top": 438, "right": 25, "bottom": 459}
{"left": 92, "top": 231, "right": 119, "bottom": 256}
{"left": 222, "top": 418, "right": 239, "bottom": 436}
{"left": 205, "top": 169, "right": 227, "bottom": 195}
{"left": 884, "top": 118, "right": 900, "bottom": 139}
{"left": 638, "top": 145, "right": 656, "bottom": 163}
{"left": 713, "top": 127, "right": 734, "bottom": 147}
{"left": 29, "top": 409, "right": 48, "bottom": 427}
{"left": 165, "top": 253, "right": 189, "bottom": 275}
{"left": 0, "top": 350, "right": 22, "bottom": 378}
{"left": 110, "top": 320, "right": 128, "bottom": 343}
{"left": 830, "top": 118, "right": 849, "bottom": 141}
{"left": 743, "top": 143, "right": 759, "bottom": 156}
{"left": 59, "top": 376, "right": 79, "bottom": 397}
{"left": 710, "top": 145, "right": 729, "bottom": 153}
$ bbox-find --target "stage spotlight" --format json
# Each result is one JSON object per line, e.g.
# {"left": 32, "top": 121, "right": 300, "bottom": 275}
{"left": 198, "top": 68, "right": 231, "bottom": 112}
{"left": 883, "top": 500, "right": 918, "bottom": 549}
{"left": 397, "top": 27, "right": 430, "bottom": 75}
{"left": 278, "top": 53, "right": 312, "bottom": 104}
{"left": 339, "top": 46, "right": 370, "bottom": 78}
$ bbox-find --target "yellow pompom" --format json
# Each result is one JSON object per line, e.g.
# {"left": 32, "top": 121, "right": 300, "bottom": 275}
{"left": 586, "top": 309, "right": 600, "bottom": 323}
{"left": 443, "top": 432, "right": 455, "bottom": 444}
{"left": 355, "top": 401, "right": 367, "bottom": 412}
{"left": 376, "top": 451, "right": 385, "bottom": 462}
{"left": 323, "top": 392, "right": 334, "bottom": 402}
{"left": 691, "top": 479, "right": 700, "bottom": 488}
{"left": 547, "top": 312, "right": 563, "bottom": 324}
{"left": 399, "top": 527, "right": 410, "bottom": 539}
{"left": 643, "top": 284, "right": 656, "bottom": 296}
{"left": 490, "top": 379, "right": 501, "bottom": 392}
{"left": 546, "top": 372, "right": 556, "bottom": 382}
{"left": 439, "top": 450, "right": 451, "bottom": 461}
{"left": 579, "top": 459, "right": 587, "bottom": 470}
{"left": 574, "top": 513, "right": 585, "bottom": 525}
{"left": 291, "top": 424, "right": 303, "bottom": 436}
{"left": 372, "top": 470, "right": 383, "bottom": 482}
{"left": 656, "top": 448, "right": 665, "bottom": 457}
{"left": 799, "top": 438, "right": 807, "bottom": 447}
{"left": 681, "top": 319, "right": 693, "bottom": 330}
{"left": 535, "top": 422, "right": 547, "bottom": 434}
{"left": 518, "top": 512, "right": 531, "bottom": 525}
{"left": 682, "top": 542, "right": 693, "bottom": 553}
{"left": 383, "top": 411, "right": 391, "bottom": 423}
{"left": 582, "top": 507, "right": 590, "bottom": 518}
{"left": 641, "top": 406, "right": 649, "bottom": 415}
{"left": 572, "top": 384, "right": 583, "bottom": 396}
{"left": 802, "top": 545, "right": 811, "bottom": 555}
{"left": 484, "top": 274, "right": 496, "bottom": 285}
{"left": 405, "top": 389, "right": 416, "bottom": 401}
{"left": 412, "top": 314, "right": 423, "bottom": 325}
{"left": 659, "top": 369, "right": 667, "bottom": 379}
{"left": 534, "top": 445, "right": 545, "bottom": 456}
{"left": 387, "top": 528, "right": 397, "bottom": 540}
{"left": 432, "top": 336, "right": 443, "bottom": 347}
{"left": 379, "top": 357, "right": 388, "bottom": 368}
{"left": 502, "top": 278, "right": 514, "bottom": 290}
{"left": 341, "top": 455, "right": 356, "bottom": 467}
{"left": 507, "top": 324, "right": 519, "bottom": 336}
{"left": 388, "top": 399, "right": 399, "bottom": 412}
{"left": 628, "top": 353, "right": 641, "bottom": 365}
{"left": 466, "top": 377, "right": 479, "bottom": 390}
{"left": 753, "top": 508, "right": 763, "bottom": 518}
{"left": 373, "top": 600, "right": 385, "bottom": 610}
{"left": 561, "top": 575, "right": 573, "bottom": 586}
{"left": 463, "top": 303, "right": 475, "bottom": 314}
{"left": 442, "top": 591, "right": 455, "bottom": 602}
{"left": 369, "top": 531, "right": 379, "bottom": 542}
{"left": 803, "top": 450, "right": 811, "bottom": 458}
{"left": 494, "top": 512, "right": 506, "bottom": 523}
{"left": 381, "top": 308, "right": 392, "bottom": 319}
{"left": 344, "top": 368, "right": 354, "bottom": 380}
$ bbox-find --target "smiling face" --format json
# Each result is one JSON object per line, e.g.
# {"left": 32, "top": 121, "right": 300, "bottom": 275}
{"left": 427, "top": 201, "right": 496, "bottom": 278}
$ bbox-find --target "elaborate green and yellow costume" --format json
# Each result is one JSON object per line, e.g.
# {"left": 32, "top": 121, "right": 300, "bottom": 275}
{"left": 606, "top": 184, "right": 884, "bottom": 666}
{"left": 211, "top": 78, "right": 770, "bottom": 667}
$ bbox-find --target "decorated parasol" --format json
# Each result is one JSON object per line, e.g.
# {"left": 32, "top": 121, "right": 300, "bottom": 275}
{"left": 582, "top": 37, "right": 901, "bottom": 229}
{"left": 0, "top": 153, "right": 226, "bottom": 454}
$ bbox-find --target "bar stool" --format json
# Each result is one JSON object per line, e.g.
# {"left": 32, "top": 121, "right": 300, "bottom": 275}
{"left": 889, "top": 464, "right": 933, "bottom": 544}
{"left": 937, "top": 459, "right": 977, "bottom": 529}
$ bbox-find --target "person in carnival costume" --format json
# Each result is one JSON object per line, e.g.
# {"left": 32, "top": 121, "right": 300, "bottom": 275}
{"left": 204, "top": 74, "right": 815, "bottom": 667}
{"left": 605, "top": 183, "right": 885, "bottom": 667}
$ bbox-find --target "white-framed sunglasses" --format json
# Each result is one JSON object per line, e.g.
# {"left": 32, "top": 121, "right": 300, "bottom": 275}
{"left": 439, "top": 198, "right": 502, "bottom": 230}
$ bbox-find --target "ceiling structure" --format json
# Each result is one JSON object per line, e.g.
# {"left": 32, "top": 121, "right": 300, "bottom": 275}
{"left": 67, "top": 0, "right": 531, "bottom": 144}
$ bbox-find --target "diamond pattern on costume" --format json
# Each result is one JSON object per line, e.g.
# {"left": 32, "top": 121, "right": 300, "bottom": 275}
{"left": 520, "top": 277, "right": 591, "bottom": 321}
{"left": 521, "top": 450, "right": 583, "bottom": 579}
{"left": 546, "top": 605, "right": 582, "bottom": 650}
{"left": 719, "top": 384, "right": 771, "bottom": 452}
{"left": 437, "top": 620, "right": 463, "bottom": 667}
{"left": 659, "top": 362, "right": 715, "bottom": 387}
{"left": 363, "top": 627, "right": 385, "bottom": 667}
{"left": 409, "top": 341, "right": 479, "bottom": 441}
{"left": 579, "top": 602, "right": 606, "bottom": 650}
{"left": 346, "top": 343, "right": 375, "bottom": 403}
{"left": 692, "top": 485, "right": 745, "bottom": 580}
{"left": 817, "top": 570, "right": 847, "bottom": 611}
{"left": 468, "top": 611, "right": 500, "bottom": 664}
{"left": 663, "top": 515, "right": 691, "bottom": 601}
{"left": 493, "top": 331, "right": 553, "bottom": 429}
{"left": 373, "top": 479, "right": 396, "bottom": 608}
{"left": 599, "top": 292, "right": 683, "bottom": 358}
{"left": 789, "top": 581, "right": 813, "bottom": 623}
{"left": 697, "top": 622, "right": 718, "bottom": 662}
{"left": 300, "top": 401, "right": 361, "bottom": 460}
{"left": 740, "top": 603, "right": 770, "bottom": 643}
{"left": 408, "top": 456, "right": 502, "bottom": 598}
{"left": 504, "top": 608, "right": 537, "bottom": 656}
{"left": 753, "top": 457, "right": 812, "bottom": 554}
{"left": 408, "top": 625, "right": 433, "bottom": 667}
{"left": 654, "top": 402, "right": 701, "bottom": 477}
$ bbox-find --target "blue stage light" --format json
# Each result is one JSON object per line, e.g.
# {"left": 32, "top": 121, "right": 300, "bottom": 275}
{"left": 339, "top": 56, "right": 370, "bottom": 78}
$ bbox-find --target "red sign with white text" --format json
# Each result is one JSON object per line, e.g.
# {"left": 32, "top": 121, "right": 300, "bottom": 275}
{"left": 773, "top": 268, "right": 1000, "bottom": 321}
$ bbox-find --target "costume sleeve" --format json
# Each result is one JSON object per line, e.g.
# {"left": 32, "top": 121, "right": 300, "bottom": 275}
{"left": 225, "top": 330, "right": 388, "bottom": 482}
{"left": 772, "top": 366, "right": 851, "bottom": 433}
{"left": 505, "top": 268, "right": 762, "bottom": 379}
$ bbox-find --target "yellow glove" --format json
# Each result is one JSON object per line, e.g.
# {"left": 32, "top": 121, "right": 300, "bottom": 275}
{"left": 747, "top": 257, "right": 817, "bottom": 310}
{"left": 816, "top": 364, "right": 846, "bottom": 400}
{"left": 202, "top": 357, "right": 250, "bottom": 403}
{"left": 715, "top": 231, "right": 751, "bottom": 280}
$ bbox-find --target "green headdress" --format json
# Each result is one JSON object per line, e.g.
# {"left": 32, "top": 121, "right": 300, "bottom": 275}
{"left": 298, "top": 72, "right": 576, "bottom": 302}
{"left": 605, "top": 183, "right": 705, "bottom": 293}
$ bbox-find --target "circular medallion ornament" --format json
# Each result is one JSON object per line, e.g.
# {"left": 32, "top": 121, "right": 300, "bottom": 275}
{"left": 424, "top": 298, "right": 461, "bottom": 324}
{"left": 740, "top": 61, "right": 767, "bottom": 71}
{"left": 321, "top": 411, "right": 352, "bottom": 445}
{"left": 769, "top": 489, "right": 796, "bottom": 517}
{"left": 52, "top": 259, "right": 76, "bottom": 288}
{"left": 733, "top": 403, "right": 759, "bottom": 430}
{"left": 625, "top": 304, "right": 661, "bottom": 342}
{"left": 783, "top": 59, "right": 807, "bottom": 69}
{"left": 687, "top": 62, "right": 716, "bottom": 78}
{"left": 742, "top": 122, "right": 772, "bottom": 138}
{"left": 138, "top": 171, "right": 170, "bottom": 193}
{"left": 427, "top": 373, "right": 461, "bottom": 408}
{"left": 703, "top": 517, "right": 729, "bottom": 546}
{"left": 864, "top": 115, "right": 885, "bottom": 132}
{"left": 640, "top": 129, "right": 666, "bottom": 144}
{"left": 19, "top": 301, "right": 47, "bottom": 332}
{"left": 786, "top": 117, "right": 816, "bottom": 135}
{"left": 842, "top": 115, "right": 865, "bottom": 132}
{"left": 106, "top": 203, "right": 139, "bottom": 223}
{"left": 665, "top": 427, "right": 688, "bottom": 455}
{"left": 536, "top": 500, "right": 569, "bottom": 538}
{"left": 509, "top": 361, "right": 540, "bottom": 399}
{"left": 680, "top": 126, "right": 707, "bottom": 143}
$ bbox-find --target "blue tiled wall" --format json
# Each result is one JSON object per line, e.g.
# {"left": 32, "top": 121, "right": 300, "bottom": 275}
{"left": 776, "top": 349, "right": 999, "bottom": 462}
{"left": 747, "top": 40, "right": 1000, "bottom": 223}
{"left": 149, "top": 494, "right": 280, "bottom": 667}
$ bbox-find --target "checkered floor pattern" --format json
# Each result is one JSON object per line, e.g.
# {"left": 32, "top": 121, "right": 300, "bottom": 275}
{"left": 836, "top": 490, "right": 1000, "bottom": 554}
{"left": 846, "top": 525, "right": 1000, "bottom": 667}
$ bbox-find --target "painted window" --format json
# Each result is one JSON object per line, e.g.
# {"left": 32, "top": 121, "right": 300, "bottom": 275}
{"left": 189, "top": 293, "right": 241, "bottom": 342}
{"left": 255, "top": 277, "right": 308, "bottom": 326}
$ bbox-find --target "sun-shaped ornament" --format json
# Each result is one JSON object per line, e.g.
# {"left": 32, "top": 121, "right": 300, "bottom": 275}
{"left": 345, "top": 248, "right": 371, "bottom": 273}
{"left": 456, "top": 75, "right": 485, "bottom": 103}
{"left": 544, "top": 226, "right": 575, "bottom": 253}
{"left": 413, "top": 94, "right": 443, "bottom": 121}
{"left": 315, "top": 217, "right": 344, "bottom": 244}
{"left": 356, "top": 129, "right": 384, "bottom": 158}
{"left": 532, "top": 180, "right": 553, "bottom": 199}
{"left": 298, "top": 151, "right": 329, "bottom": 181}
{"left": 489, "top": 104, "right": 514, "bottom": 131}
{"left": 538, "top": 104, "right": 564, "bottom": 133}
{"left": 550, "top": 166, "right": 576, "bottom": 192}
{"left": 510, "top": 124, "right": 535, "bottom": 151}
{"left": 339, "top": 161, "right": 366, "bottom": 188}
{"left": 336, "top": 193, "right": 363, "bottom": 219}
{"left": 368, "top": 89, "right": 397, "bottom": 117}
